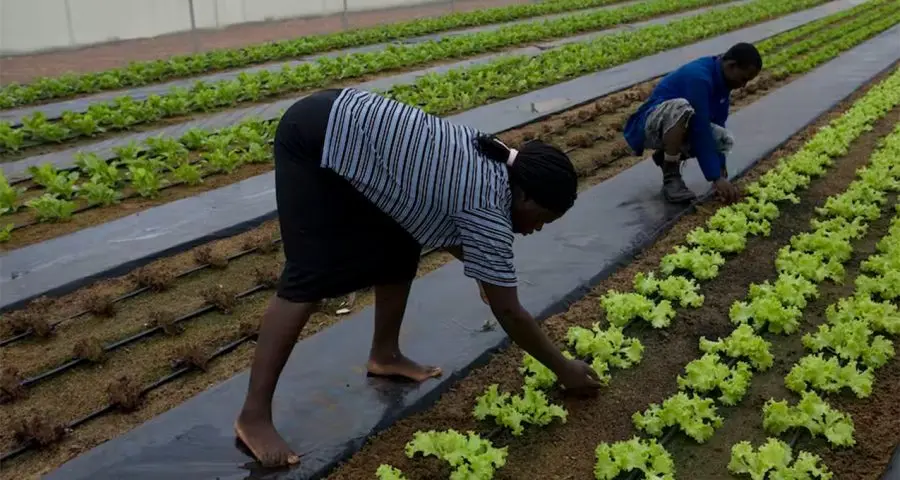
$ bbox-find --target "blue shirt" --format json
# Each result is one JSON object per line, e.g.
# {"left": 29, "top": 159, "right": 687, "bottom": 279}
{"left": 624, "top": 56, "right": 731, "bottom": 181}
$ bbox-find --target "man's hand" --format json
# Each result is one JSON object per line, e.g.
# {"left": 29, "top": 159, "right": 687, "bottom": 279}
{"left": 556, "top": 358, "right": 604, "bottom": 394}
{"left": 714, "top": 177, "right": 740, "bottom": 204}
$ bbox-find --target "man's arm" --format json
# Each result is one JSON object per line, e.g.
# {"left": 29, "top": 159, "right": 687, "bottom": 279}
{"left": 682, "top": 82, "right": 723, "bottom": 182}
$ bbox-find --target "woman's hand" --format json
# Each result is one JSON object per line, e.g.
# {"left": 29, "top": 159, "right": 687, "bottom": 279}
{"left": 480, "top": 282, "right": 603, "bottom": 395}
{"left": 556, "top": 358, "right": 604, "bottom": 394}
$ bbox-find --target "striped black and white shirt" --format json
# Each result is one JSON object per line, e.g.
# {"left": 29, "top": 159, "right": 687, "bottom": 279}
{"left": 321, "top": 88, "right": 517, "bottom": 287}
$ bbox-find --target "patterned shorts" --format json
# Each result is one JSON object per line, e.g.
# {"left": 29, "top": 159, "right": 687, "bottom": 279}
{"left": 644, "top": 98, "right": 734, "bottom": 156}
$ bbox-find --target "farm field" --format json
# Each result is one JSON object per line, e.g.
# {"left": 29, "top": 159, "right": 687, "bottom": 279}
{"left": 1, "top": 0, "right": 896, "bottom": 251}
{"left": 328, "top": 68, "right": 900, "bottom": 480}
{"left": 1, "top": 0, "right": 898, "bottom": 478}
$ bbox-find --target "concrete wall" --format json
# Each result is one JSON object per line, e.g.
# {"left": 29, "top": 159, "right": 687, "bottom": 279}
{"left": 0, "top": 0, "right": 448, "bottom": 55}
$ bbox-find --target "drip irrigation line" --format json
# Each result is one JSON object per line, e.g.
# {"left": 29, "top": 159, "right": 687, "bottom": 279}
{"left": 0, "top": 331, "right": 258, "bottom": 464}
{"left": 18, "top": 283, "right": 268, "bottom": 388}
{"left": 9, "top": 242, "right": 444, "bottom": 385}
{"left": 0, "top": 238, "right": 282, "bottom": 347}
{"left": 621, "top": 428, "right": 681, "bottom": 480}
{"left": 0, "top": 239, "right": 438, "bottom": 348}
{"left": 788, "top": 429, "right": 804, "bottom": 448}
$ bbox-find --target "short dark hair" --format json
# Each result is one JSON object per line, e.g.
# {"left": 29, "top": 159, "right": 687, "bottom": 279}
{"left": 722, "top": 42, "right": 763, "bottom": 70}
{"left": 475, "top": 135, "right": 577, "bottom": 214}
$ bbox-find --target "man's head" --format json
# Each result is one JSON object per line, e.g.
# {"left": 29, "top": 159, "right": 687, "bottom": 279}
{"left": 721, "top": 42, "right": 762, "bottom": 90}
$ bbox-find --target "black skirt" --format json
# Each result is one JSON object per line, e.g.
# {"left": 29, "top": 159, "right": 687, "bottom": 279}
{"left": 273, "top": 89, "right": 422, "bottom": 303}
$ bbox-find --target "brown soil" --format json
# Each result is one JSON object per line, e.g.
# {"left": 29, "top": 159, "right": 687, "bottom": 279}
{"left": 0, "top": 0, "right": 534, "bottom": 85}
{"left": 670, "top": 206, "right": 900, "bottom": 479}
{"left": 323, "top": 97, "right": 900, "bottom": 477}
{"left": 0, "top": 55, "right": 894, "bottom": 480}
{"left": 668, "top": 142, "right": 900, "bottom": 478}
{"left": 817, "top": 344, "right": 900, "bottom": 479}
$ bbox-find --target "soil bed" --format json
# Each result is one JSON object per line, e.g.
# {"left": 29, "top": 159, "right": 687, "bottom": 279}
{"left": 322, "top": 87, "right": 899, "bottom": 479}
{"left": 668, "top": 193, "right": 899, "bottom": 479}
{"left": 0, "top": 230, "right": 454, "bottom": 480}
{"left": 815, "top": 347, "right": 900, "bottom": 479}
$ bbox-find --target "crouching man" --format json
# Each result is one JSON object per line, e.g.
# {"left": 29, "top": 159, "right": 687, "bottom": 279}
{"left": 623, "top": 42, "right": 762, "bottom": 203}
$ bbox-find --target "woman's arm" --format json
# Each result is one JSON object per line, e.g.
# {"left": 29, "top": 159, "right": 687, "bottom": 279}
{"left": 445, "top": 246, "right": 489, "bottom": 304}
{"left": 479, "top": 282, "right": 569, "bottom": 373}
{"left": 450, "top": 211, "right": 601, "bottom": 391}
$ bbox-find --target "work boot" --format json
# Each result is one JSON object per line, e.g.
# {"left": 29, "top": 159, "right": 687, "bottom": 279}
{"left": 652, "top": 150, "right": 696, "bottom": 203}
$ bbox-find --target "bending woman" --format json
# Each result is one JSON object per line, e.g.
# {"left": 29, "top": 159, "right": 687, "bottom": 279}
{"left": 236, "top": 87, "right": 603, "bottom": 466}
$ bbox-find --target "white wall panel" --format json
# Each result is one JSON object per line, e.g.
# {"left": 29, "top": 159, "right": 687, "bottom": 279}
{"left": 0, "top": 0, "right": 460, "bottom": 55}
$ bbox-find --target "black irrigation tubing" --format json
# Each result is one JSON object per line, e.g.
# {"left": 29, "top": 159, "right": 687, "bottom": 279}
{"left": 0, "top": 331, "right": 257, "bottom": 464}
{"left": 0, "top": 237, "right": 283, "bottom": 347}
{"left": 787, "top": 429, "right": 804, "bottom": 448}
{"left": 0, "top": 235, "right": 438, "bottom": 348}
{"left": 622, "top": 428, "right": 681, "bottom": 480}
{"left": 18, "top": 283, "right": 268, "bottom": 389}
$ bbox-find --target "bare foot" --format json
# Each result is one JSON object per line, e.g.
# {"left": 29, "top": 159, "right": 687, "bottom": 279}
{"left": 234, "top": 413, "right": 300, "bottom": 467}
{"left": 367, "top": 353, "right": 442, "bottom": 382}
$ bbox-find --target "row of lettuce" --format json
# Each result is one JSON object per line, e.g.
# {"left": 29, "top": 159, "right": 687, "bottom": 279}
{"left": 0, "top": 0, "right": 754, "bottom": 151}
{"left": 4, "top": 0, "right": 889, "bottom": 153}
{"left": 730, "top": 134, "right": 900, "bottom": 478}
{"left": 0, "top": 0, "right": 635, "bottom": 109}
{"left": 371, "top": 65, "right": 900, "bottom": 479}
{"left": 0, "top": 0, "right": 887, "bottom": 245}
